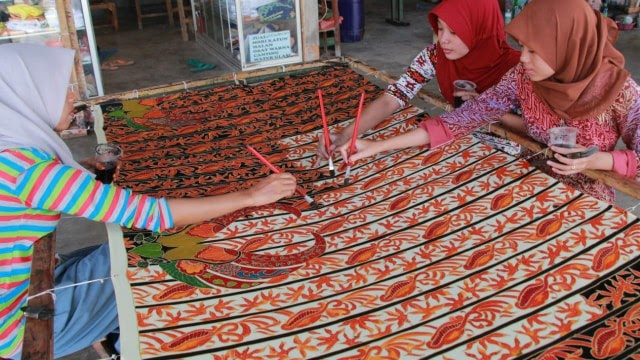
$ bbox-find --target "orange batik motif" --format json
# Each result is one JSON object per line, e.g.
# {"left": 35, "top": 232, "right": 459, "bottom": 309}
{"left": 99, "top": 66, "right": 640, "bottom": 359}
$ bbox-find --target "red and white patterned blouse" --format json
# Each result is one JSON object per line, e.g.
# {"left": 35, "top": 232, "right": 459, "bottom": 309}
{"left": 386, "top": 44, "right": 438, "bottom": 107}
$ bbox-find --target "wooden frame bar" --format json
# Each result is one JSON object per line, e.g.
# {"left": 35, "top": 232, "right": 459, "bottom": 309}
{"left": 83, "top": 59, "right": 337, "bottom": 105}
{"left": 22, "top": 232, "right": 56, "bottom": 360}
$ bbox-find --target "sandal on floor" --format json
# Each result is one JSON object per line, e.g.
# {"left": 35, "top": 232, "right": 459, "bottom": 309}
{"left": 190, "top": 62, "right": 216, "bottom": 72}
{"left": 187, "top": 58, "right": 201, "bottom": 66}
{"left": 101, "top": 63, "right": 119, "bottom": 71}
{"left": 105, "top": 59, "right": 134, "bottom": 66}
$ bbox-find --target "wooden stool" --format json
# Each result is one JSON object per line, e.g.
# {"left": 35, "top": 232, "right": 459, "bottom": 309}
{"left": 318, "top": 0, "right": 341, "bottom": 57}
{"left": 134, "top": 0, "right": 173, "bottom": 29}
{"left": 168, "top": 0, "right": 193, "bottom": 41}
{"left": 90, "top": 0, "right": 119, "bottom": 31}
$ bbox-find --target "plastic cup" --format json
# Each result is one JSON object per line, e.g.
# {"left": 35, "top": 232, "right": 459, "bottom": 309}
{"left": 548, "top": 127, "right": 578, "bottom": 148}
{"left": 95, "top": 143, "right": 122, "bottom": 184}
{"left": 453, "top": 80, "right": 477, "bottom": 108}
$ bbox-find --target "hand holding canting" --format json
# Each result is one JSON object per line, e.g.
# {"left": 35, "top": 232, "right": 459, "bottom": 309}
{"left": 337, "top": 138, "right": 382, "bottom": 165}
{"left": 316, "top": 132, "right": 343, "bottom": 160}
{"left": 246, "top": 173, "right": 297, "bottom": 206}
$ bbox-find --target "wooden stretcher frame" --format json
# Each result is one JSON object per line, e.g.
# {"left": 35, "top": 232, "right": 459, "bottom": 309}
{"left": 24, "top": 56, "right": 640, "bottom": 360}
{"left": 22, "top": 233, "right": 55, "bottom": 359}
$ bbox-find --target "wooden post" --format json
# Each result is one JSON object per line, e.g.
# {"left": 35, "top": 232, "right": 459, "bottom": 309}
{"left": 22, "top": 232, "right": 56, "bottom": 360}
{"left": 301, "top": 0, "right": 320, "bottom": 62}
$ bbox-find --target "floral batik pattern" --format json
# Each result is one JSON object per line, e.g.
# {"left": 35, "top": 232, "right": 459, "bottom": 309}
{"left": 100, "top": 66, "right": 640, "bottom": 360}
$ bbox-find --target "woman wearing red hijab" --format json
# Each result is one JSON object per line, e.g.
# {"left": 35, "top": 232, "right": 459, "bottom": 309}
{"left": 339, "top": 0, "right": 640, "bottom": 203}
{"left": 317, "top": 0, "right": 520, "bottom": 158}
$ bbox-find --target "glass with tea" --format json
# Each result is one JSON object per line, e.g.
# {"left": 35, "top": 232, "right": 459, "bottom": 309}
{"left": 453, "top": 80, "right": 477, "bottom": 108}
{"left": 95, "top": 143, "right": 122, "bottom": 184}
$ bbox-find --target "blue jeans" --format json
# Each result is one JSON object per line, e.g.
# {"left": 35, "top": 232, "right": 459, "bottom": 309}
{"left": 53, "top": 243, "right": 119, "bottom": 358}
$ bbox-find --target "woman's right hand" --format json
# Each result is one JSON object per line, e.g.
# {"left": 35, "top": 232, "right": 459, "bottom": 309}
{"left": 247, "top": 173, "right": 297, "bottom": 206}
{"left": 337, "top": 138, "right": 382, "bottom": 164}
{"left": 316, "top": 132, "right": 342, "bottom": 160}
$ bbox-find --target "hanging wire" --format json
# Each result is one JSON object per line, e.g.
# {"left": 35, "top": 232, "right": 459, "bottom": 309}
{"left": 26, "top": 276, "right": 113, "bottom": 302}
{"left": 98, "top": 354, "right": 120, "bottom": 360}
{"left": 626, "top": 201, "right": 640, "bottom": 213}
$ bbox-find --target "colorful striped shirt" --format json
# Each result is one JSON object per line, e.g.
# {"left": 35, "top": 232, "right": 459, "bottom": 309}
{"left": 0, "top": 147, "right": 174, "bottom": 358}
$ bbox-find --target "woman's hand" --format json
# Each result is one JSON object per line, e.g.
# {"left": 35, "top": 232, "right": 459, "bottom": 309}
{"left": 246, "top": 173, "right": 297, "bottom": 207}
{"left": 337, "top": 138, "right": 383, "bottom": 164}
{"left": 453, "top": 89, "right": 479, "bottom": 102}
{"left": 548, "top": 145, "right": 607, "bottom": 175}
{"left": 316, "top": 94, "right": 401, "bottom": 163}
{"left": 79, "top": 157, "right": 97, "bottom": 174}
{"left": 337, "top": 127, "right": 431, "bottom": 165}
{"left": 317, "top": 131, "right": 350, "bottom": 160}
{"left": 316, "top": 132, "right": 337, "bottom": 160}
{"left": 168, "top": 173, "right": 297, "bottom": 227}
{"left": 81, "top": 157, "right": 123, "bottom": 180}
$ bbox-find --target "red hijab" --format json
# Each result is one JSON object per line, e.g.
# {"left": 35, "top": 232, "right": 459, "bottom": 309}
{"left": 505, "top": 0, "right": 629, "bottom": 119}
{"left": 428, "top": 0, "right": 520, "bottom": 105}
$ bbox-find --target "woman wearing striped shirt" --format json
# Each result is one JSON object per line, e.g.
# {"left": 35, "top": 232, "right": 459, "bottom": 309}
{"left": 0, "top": 44, "right": 297, "bottom": 359}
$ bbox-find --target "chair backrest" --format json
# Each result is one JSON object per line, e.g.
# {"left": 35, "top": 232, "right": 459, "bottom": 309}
{"left": 319, "top": 0, "right": 328, "bottom": 19}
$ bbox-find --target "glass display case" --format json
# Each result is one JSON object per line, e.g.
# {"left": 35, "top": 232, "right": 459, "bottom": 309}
{"left": 77, "top": 0, "right": 104, "bottom": 97}
{"left": 196, "top": 0, "right": 302, "bottom": 71}
{"left": 0, "top": 0, "right": 103, "bottom": 98}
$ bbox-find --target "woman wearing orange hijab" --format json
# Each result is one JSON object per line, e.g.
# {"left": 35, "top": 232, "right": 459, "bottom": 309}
{"left": 339, "top": 0, "right": 639, "bottom": 203}
{"left": 317, "top": 0, "right": 520, "bottom": 158}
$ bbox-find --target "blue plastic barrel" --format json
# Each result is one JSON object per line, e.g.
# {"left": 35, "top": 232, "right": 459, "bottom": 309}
{"left": 338, "top": 0, "right": 364, "bottom": 42}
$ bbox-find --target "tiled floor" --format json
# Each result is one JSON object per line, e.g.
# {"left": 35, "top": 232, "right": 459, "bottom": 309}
{"left": 57, "top": 1, "right": 640, "bottom": 358}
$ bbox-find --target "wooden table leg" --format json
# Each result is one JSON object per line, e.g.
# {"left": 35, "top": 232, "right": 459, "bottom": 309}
{"left": 386, "top": 0, "right": 410, "bottom": 26}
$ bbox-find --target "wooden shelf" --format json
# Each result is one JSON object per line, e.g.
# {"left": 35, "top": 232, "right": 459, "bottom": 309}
{"left": 0, "top": 28, "right": 60, "bottom": 41}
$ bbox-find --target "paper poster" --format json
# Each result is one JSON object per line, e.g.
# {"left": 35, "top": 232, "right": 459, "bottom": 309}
{"left": 248, "top": 30, "right": 292, "bottom": 63}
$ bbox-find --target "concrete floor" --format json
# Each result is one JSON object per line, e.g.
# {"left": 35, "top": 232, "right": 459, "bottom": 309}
{"left": 57, "top": 0, "right": 640, "bottom": 358}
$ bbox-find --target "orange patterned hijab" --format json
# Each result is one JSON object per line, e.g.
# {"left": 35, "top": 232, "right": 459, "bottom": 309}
{"left": 505, "top": 0, "right": 629, "bottom": 120}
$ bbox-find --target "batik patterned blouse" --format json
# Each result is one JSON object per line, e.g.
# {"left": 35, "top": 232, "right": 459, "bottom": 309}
{"left": 0, "top": 147, "right": 174, "bottom": 358}
{"left": 386, "top": 44, "right": 438, "bottom": 107}
{"left": 421, "top": 64, "right": 640, "bottom": 203}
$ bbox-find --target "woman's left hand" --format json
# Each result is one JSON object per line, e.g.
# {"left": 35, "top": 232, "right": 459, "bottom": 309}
{"left": 548, "top": 145, "right": 597, "bottom": 175}
{"left": 80, "top": 157, "right": 122, "bottom": 180}
{"left": 453, "top": 89, "right": 479, "bottom": 102}
{"left": 80, "top": 157, "right": 97, "bottom": 174}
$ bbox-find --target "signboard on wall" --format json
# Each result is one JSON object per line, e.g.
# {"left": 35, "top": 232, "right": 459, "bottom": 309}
{"left": 248, "top": 31, "right": 292, "bottom": 63}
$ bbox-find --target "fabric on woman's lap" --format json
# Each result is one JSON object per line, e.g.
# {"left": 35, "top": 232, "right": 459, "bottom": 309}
{"left": 53, "top": 243, "right": 118, "bottom": 358}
